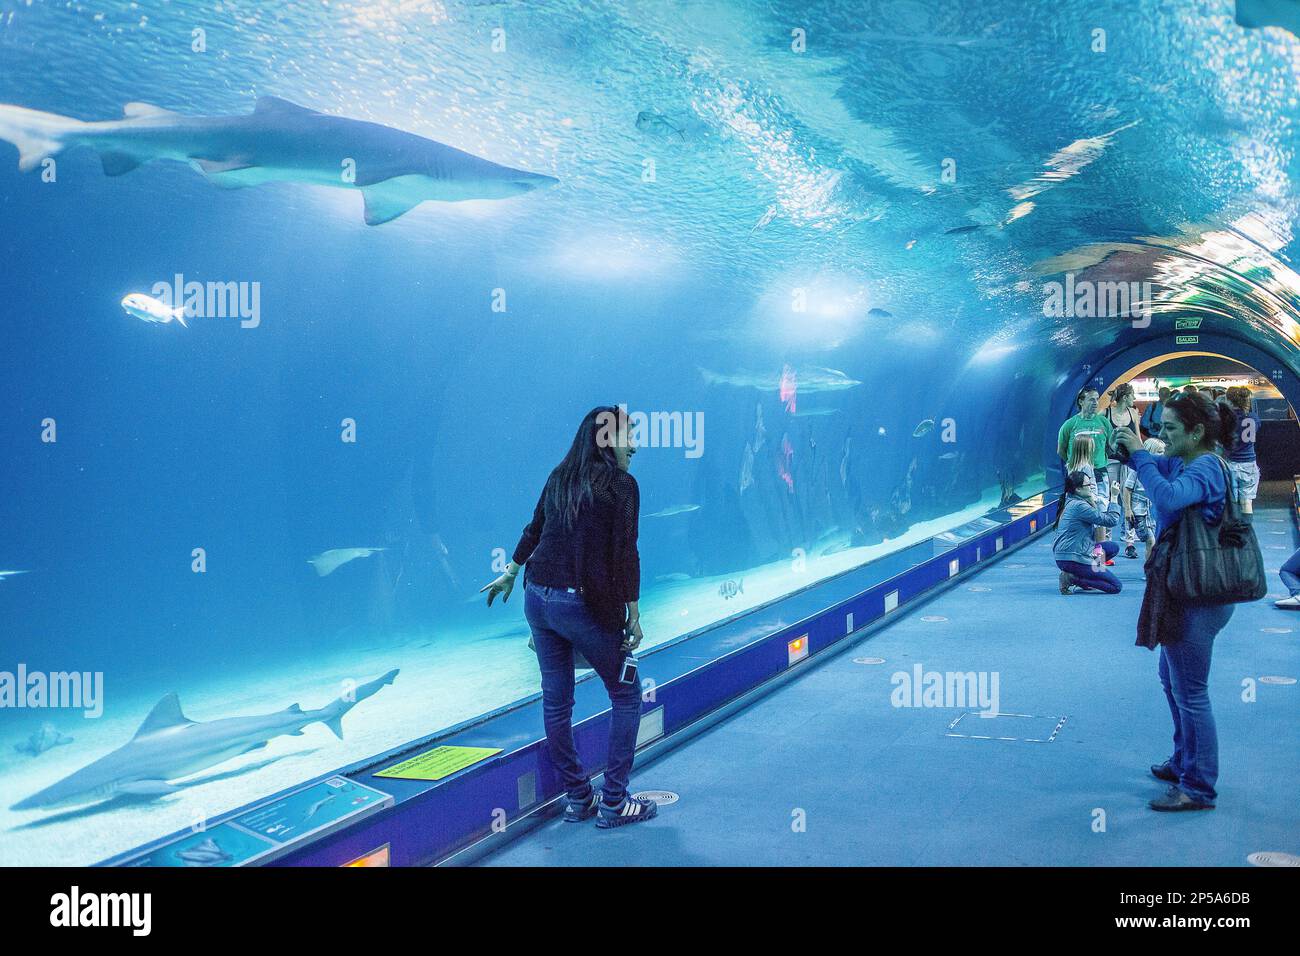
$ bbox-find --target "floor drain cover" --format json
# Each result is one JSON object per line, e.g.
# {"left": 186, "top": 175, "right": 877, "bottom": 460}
{"left": 968, "top": 586, "right": 992, "bottom": 592}
{"left": 853, "top": 656, "right": 886, "bottom": 665}
{"left": 633, "top": 790, "right": 679, "bottom": 805}
{"left": 1259, "top": 676, "right": 1297, "bottom": 685}
{"left": 1248, "top": 851, "right": 1300, "bottom": 867}
{"left": 921, "top": 615, "right": 948, "bottom": 623}
{"left": 1262, "top": 627, "right": 1294, "bottom": 634}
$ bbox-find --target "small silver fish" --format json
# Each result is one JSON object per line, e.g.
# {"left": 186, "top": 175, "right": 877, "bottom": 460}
{"left": 718, "top": 578, "right": 744, "bottom": 600}
{"left": 913, "top": 419, "right": 935, "bottom": 437}
{"left": 939, "top": 451, "right": 959, "bottom": 460}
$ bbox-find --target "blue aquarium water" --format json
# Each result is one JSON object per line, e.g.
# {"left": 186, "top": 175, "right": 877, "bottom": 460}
{"left": 1, "top": 0, "right": 1298, "bottom": 865}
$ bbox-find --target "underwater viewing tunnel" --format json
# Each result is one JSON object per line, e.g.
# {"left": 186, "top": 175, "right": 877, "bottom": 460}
{"left": 0, "top": 0, "right": 1298, "bottom": 913}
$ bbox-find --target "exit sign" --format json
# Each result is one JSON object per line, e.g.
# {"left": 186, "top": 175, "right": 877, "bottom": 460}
{"left": 1175, "top": 335, "right": 1199, "bottom": 345}
{"left": 1175, "top": 318, "right": 1202, "bottom": 330}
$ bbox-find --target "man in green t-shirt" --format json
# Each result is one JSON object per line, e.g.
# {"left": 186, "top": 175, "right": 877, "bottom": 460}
{"left": 1057, "top": 386, "right": 1114, "bottom": 499}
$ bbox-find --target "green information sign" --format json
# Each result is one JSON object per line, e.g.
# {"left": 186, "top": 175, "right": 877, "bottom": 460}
{"left": 375, "top": 745, "right": 502, "bottom": 781}
{"left": 1175, "top": 318, "right": 1202, "bottom": 330}
{"left": 1175, "top": 335, "right": 1199, "bottom": 345}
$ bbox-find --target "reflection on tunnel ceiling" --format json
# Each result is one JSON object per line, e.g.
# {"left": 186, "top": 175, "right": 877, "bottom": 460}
{"left": 2, "top": 1, "right": 1299, "bottom": 371}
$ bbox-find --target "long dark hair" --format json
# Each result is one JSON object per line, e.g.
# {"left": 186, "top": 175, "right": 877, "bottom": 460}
{"left": 545, "top": 405, "right": 629, "bottom": 529}
{"left": 1163, "top": 390, "right": 1235, "bottom": 452}
{"left": 1054, "top": 470, "right": 1092, "bottom": 530}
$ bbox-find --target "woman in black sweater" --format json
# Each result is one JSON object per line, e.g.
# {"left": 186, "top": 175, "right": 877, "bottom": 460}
{"left": 481, "top": 405, "right": 656, "bottom": 828}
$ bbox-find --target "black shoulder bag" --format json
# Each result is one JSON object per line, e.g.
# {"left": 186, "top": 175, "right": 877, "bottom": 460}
{"left": 1165, "top": 456, "right": 1268, "bottom": 605}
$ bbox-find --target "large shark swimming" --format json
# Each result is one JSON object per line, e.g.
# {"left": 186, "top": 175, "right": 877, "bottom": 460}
{"left": 0, "top": 96, "right": 558, "bottom": 224}
{"left": 10, "top": 668, "right": 399, "bottom": 811}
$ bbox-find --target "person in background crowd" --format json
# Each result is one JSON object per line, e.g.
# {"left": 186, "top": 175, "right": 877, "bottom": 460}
{"left": 1053, "top": 469, "right": 1123, "bottom": 594}
{"left": 1105, "top": 383, "right": 1140, "bottom": 494}
{"left": 1114, "top": 391, "right": 1237, "bottom": 812}
{"left": 1278, "top": 547, "right": 1300, "bottom": 609}
{"left": 1065, "top": 434, "right": 1113, "bottom": 561}
{"left": 1183, "top": 384, "right": 1199, "bottom": 395}
{"left": 1223, "top": 386, "right": 1261, "bottom": 516}
{"left": 1058, "top": 385, "right": 1114, "bottom": 518}
{"left": 1122, "top": 437, "right": 1165, "bottom": 560}
{"left": 1141, "top": 386, "right": 1171, "bottom": 439}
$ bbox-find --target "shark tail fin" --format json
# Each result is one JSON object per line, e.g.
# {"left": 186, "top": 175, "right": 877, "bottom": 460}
{"left": 0, "top": 104, "right": 84, "bottom": 173}
{"left": 173, "top": 306, "right": 188, "bottom": 328}
{"left": 312, "top": 668, "right": 399, "bottom": 741}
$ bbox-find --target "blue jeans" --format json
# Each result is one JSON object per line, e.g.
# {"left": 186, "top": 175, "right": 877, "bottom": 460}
{"left": 1281, "top": 547, "right": 1300, "bottom": 596}
{"left": 1158, "top": 603, "right": 1234, "bottom": 805}
{"left": 1058, "top": 541, "right": 1121, "bottom": 593}
{"left": 524, "top": 580, "right": 642, "bottom": 804}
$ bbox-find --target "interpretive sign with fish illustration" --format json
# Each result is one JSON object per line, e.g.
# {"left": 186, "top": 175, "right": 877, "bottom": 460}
{"left": 115, "top": 777, "right": 392, "bottom": 867}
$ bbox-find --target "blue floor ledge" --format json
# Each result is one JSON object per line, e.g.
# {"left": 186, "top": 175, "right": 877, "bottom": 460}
{"left": 101, "top": 485, "right": 1298, "bottom": 868}
{"left": 100, "top": 494, "right": 1060, "bottom": 867}
{"left": 481, "top": 487, "right": 1300, "bottom": 868}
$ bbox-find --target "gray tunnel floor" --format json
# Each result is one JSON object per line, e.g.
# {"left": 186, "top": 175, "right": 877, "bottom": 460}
{"left": 479, "top": 487, "right": 1299, "bottom": 866}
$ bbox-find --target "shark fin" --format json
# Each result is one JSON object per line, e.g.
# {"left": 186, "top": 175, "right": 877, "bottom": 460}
{"left": 123, "top": 102, "right": 181, "bottom": 120}
{"left": 361, "top": 183, "right": 422, "bottom": 225}
{"left": 134, "top": 693, "right": 193, "bottom": 738}
{"left": 118, "top": 779, "right": 180, "bottom": 798}
{"left": 323, "top": 716, "right": 345, "bottom": 740}
{"left": 100, "top": 151, "right": 143, "bottom": 176}
{"left": 0, "top": 104, "right": 79, "bottom": 172}
{"left": 254, "top": 96, "right": 319, "bottom": 117}
{"left": 193, "top": 156, "right": 260, "bottom": 189}
{"left": 285, "top": 703, "right": 303, "bottom": 713}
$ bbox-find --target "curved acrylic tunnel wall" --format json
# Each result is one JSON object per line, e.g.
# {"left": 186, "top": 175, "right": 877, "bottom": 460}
{"left": 2, "top": 0, "right": 1300, "bottom": 866}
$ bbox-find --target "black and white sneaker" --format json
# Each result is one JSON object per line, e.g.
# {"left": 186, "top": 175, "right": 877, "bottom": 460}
{"left": 563, "top": 791, "right": 600, "bottom": 823}
{"left": 596, "top": 794, "right": 659, "bottom": 829}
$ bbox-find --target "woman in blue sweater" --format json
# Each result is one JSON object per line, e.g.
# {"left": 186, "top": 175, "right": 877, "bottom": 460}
{"left": 1115, "top": 391, "right": 1235, "bottom": 812}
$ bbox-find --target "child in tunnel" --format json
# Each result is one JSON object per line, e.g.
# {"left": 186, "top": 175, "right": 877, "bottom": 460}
{"left": 1065, "top": 433, "right": 1116, "bottom": 566}
{"left": 1053, "top": 469, "right": 1124, "bottom": 595}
